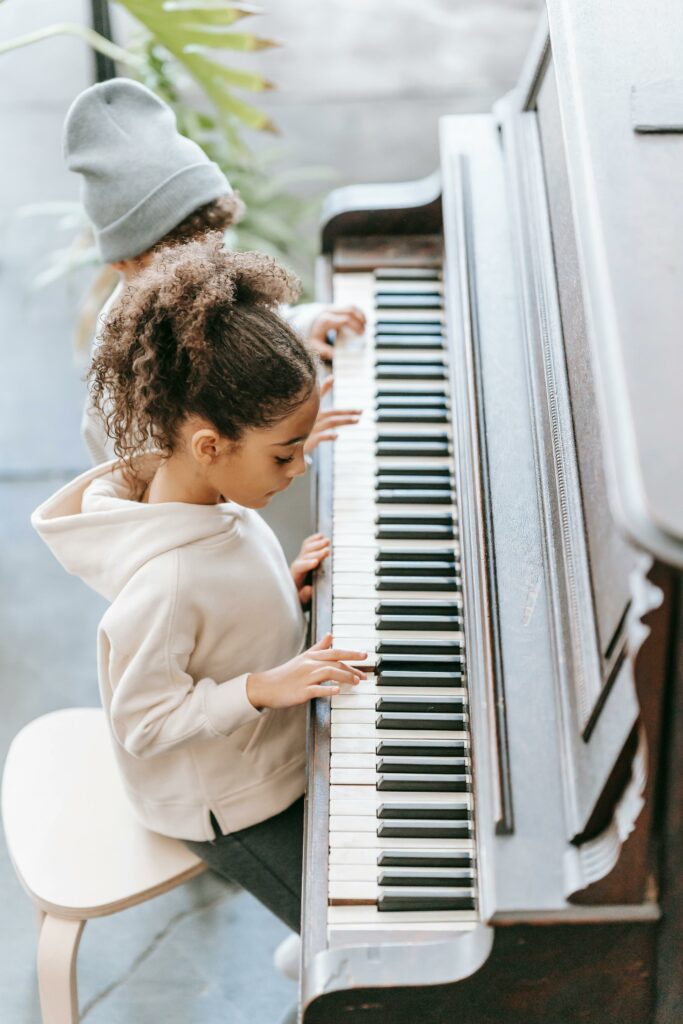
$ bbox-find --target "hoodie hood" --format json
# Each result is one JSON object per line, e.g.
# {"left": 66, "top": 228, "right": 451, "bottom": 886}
{"left": 31, "top": 455, "right": 244, "bottom": 601}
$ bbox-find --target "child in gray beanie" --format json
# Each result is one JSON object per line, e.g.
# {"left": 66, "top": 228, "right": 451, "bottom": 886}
{"left": 64, "top": 78, "right": 364, "bottom": 465}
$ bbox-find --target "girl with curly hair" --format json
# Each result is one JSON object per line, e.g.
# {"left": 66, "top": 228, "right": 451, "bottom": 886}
{"left": 32, "top": 237, "right": 367, "bottom": 948}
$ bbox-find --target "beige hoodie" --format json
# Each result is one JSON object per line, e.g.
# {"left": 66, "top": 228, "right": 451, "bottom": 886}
{"left": 32, "top": 454, "right": 308, "bottom": 841}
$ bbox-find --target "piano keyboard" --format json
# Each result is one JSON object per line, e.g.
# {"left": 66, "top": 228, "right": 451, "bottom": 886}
{"left": 328, "top": 266, "right": 479, "bottom": 933}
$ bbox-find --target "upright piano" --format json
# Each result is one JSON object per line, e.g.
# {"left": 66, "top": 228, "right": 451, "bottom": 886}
{"left": 302, "top": 1, "right": 683, "bottom": 1021}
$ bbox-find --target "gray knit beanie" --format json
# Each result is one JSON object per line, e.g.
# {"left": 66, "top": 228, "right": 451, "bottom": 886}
{"left": 63, "top": 78, "right": 232, "bottom": 262}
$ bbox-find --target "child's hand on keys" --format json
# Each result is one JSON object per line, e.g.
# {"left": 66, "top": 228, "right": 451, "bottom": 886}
{"left": 290, "top": 532, "right": 331, "bottom": 606}
{"left": 308, "top": 305, "right": 366, "bottom": 361}
{"left": 246, "top": 634, "right": 368, "bottom": 710}
{"left": 303, "top": 377, "right": 362, "bottom": 454}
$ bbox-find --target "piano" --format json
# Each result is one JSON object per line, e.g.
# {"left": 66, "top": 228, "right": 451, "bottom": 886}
{"left": 302, "top": 1, "right": 683, "bottom": 1022}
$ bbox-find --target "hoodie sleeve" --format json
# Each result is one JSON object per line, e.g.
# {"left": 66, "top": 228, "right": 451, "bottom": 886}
{"left": 101, "top": 551, "right": 261, "bottom": 759}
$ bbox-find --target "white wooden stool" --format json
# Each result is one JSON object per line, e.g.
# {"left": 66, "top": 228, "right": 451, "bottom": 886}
{"left": 1, "top": 707, "right": 206, "bottom": 1024}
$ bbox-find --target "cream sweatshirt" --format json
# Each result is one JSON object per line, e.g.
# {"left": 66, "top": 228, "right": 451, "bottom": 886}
{"left": 32, "top": 455, "right": 308, "bottom": 841}
{"left": 80, "top": 287, "right": 326, "bottom": 465}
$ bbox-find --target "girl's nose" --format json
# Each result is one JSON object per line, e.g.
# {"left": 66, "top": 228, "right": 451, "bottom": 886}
{"left": 289, "top": 449, "right": 307, "bottom": 479}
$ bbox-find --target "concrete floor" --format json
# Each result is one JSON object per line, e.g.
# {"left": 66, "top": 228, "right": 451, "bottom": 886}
{"left": 0, "top": 1, "right": 541, "bottom": 1021}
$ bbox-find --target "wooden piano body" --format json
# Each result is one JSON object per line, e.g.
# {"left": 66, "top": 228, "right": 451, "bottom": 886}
{"left": 302, "top": 1, "right": 683, "bottom": 1021}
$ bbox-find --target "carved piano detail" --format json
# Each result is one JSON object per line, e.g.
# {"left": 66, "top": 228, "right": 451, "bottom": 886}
{"left": 302, "top": 2, "right": 683, "bottom": 1021}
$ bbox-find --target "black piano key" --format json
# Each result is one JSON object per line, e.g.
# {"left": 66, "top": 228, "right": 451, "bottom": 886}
{"left": 377, "top": 430, "right": 449, "bottom": 443}
{"left": 376, "top": 525, "right": 455, "bottom": 541}
{"left": 376, "top": 559, "right": 457, "bottom": 575}
{"left": 376, "top": 577, "right": 460, "bottom": 593}
{"left": 376, "top": 615, "right": 462, "bottom": 631}
{"left": 376, "top": 409, "right": 449, "bottom": 423}
{"left": 376, "top": 773, "right": 470, "bottom": 792}
{"left": 375, "top": 476, "right": 452, "bottom": 491}
{"left": 376, "top": 654, "right": 464, "bottom": 670}
{"left": 376, "top": 695, "right": 465, "bottom": 714}
{"left": 376, "top": 712, "right": 467, "bottom": 730}
{"left": 376, "top": 739, "right": 467, "bottom": 757}
{"left": 377, "top": 850, "right": 473, "bottom": 868}
{"left": 375, "top": 365, "right": 446, "bottom": 381}
{"left": 375, "top": 512, "right": 453, "bottom": 527}
{"left": 375, "top": 320, "right": 442, "bottom": 333}
{"left": 377, "top": 888, "right": 476, "bottom": 912}
{"left": 375, "top": 639, "right": 462, "bottom": 655}
{"left": 378, "top": 801, "right": 470, "bottom": 820}
{"left": 376, "top": 489, "right": 453, "bottom": 504}
{"left": 374, "top": 293, "right": 443, "bottom": 309}
{"left": 378, "top": 867, "right": 474, "bottom": 887}
{"left": 377, "top": 756, "right": 470, "bottom": 774}
{"left": 376, "top": 547, "right": 456, "bottom": 559}
{"left": 376, "top": 601, "right": 460, "bottom": 615}
{"left": 374, "top": 269, "right": 441, "bottom": 281}
{"left": 376, "top": 388, "right": 447, "bottom": 398}
{"left": 376, "top": 670, "right": 464, "bottom": 686}
{"left": 375, "top": 336, "right": 444, "bottom": 351}
{"left": 377, "top": 819, "right": 472, "bottom": 839}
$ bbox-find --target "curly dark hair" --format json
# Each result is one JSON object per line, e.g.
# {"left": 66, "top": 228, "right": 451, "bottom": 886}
{"left": 150, "top": 194, "right": 245, "bottom": 252}
{"left": 89, "top": 233, "right": 317, "bottom": 465}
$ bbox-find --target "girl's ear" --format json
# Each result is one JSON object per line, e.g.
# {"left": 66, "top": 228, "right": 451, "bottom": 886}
{"left": 191, "top": 428, "right": 222, "bottom": 465}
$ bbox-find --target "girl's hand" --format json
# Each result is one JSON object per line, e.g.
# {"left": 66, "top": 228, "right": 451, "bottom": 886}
{"left": 303, "top": 377, "right": 361, "bottom": 455}
{"left": 246, "top": 634, "right": 368, "bottom": 710}
{"left": 309, "top": 305, "right": 366, "bottom": 361}
{"left": 291, "top": 532, "right": 331, "bottom": 606}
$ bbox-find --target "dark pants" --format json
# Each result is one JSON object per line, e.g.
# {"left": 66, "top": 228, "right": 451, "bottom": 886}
{"left": 184, "top": 796, "right": 304, "bottom": 934}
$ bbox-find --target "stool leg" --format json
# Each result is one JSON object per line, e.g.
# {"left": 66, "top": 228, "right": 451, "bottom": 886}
{"left": 37, "top": 916, "right": 86, "bottom": 1024}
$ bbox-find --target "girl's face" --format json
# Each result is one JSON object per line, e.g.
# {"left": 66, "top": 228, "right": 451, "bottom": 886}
{"left": 198, "top": 387, "right": 320, "bottom": 509}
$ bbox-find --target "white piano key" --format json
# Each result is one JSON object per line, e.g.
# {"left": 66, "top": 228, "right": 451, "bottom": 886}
{"left": 328, "top": 881, "right": 377, "bottom": 903}
{"left": 333, "top": 539, "right": 462, "bottom": 556}
{"left": 369, "top": 310, "right": 444, "bottom": 324}
{"left": 327, "top": 906, "right": 478, "bottom": 926}
{"left": 371, "top": 280, "right": 444, "bottom": 294}
{"left": 331, "top": 690, "right": 466, "bottom": 709}
{"left": 331, "top": 724, "right": 468, "bottom": 741}
{"left": 333, "top": 586, "right": 461, "bottom": 601}
{"left": 330, "top": 785, "right": 472, "bottom": 808}
{"left": 331, "top": 631, "right": 463, "bottom": 647}
{"left": 333, "top": 596, "right": 462, "bottom": 613}
{"left": 330, "top": 752, "right": 377, "bottom": 769}
{"left": 333, "top": 686, "right": 466, "bottom": 701}
{"left": 327, "top": 922, "right": 477, "bottom": 941}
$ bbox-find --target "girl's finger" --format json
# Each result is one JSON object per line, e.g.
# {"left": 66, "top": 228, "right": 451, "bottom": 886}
{"left": 309, "top": 633, "right": 333, "bottom": 651}
{"left": 312, "top": 340, "right": 335, "bottom": 361}
{"left": 311, "top": 665, "right": 361, "bottom": 685}
{"left": 306, "top": 685, "right": 340, "bottom": 700}
{"left": 311, "top": 647, "right": 368, "bottom": 662}
{"left": 298, "top": 586, "right": 312, "bottom": 605}
{"left": 301, "top": 544, "right": 330, "bottom": 558}
{"left": 316, "top": 412, "right": 362, "bottom": 425}
{"left": 320, "top": 376, "right": 334, "bottom": 396}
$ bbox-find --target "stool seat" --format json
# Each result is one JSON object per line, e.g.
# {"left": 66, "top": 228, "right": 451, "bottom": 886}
{"left": 2, "top": 707, "right": 205, "bottom": 918}
{"left": 3, "top": 707, "right": 208, "bottom": 1024}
